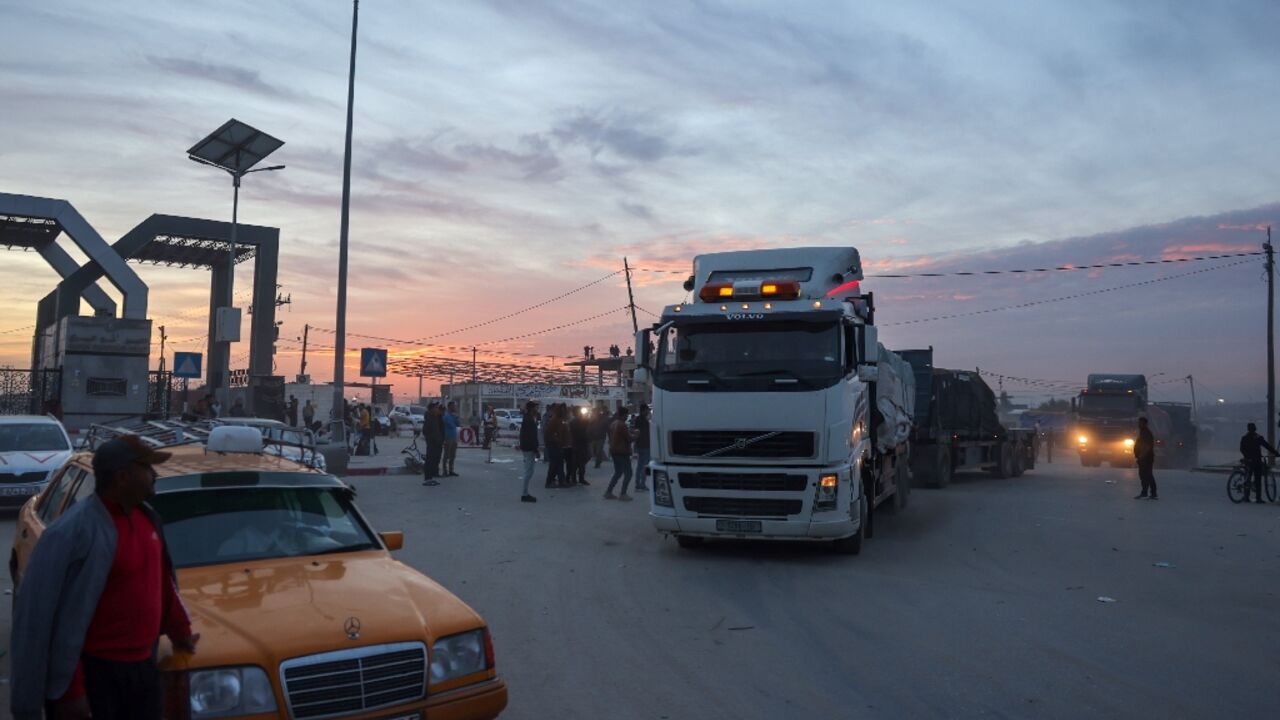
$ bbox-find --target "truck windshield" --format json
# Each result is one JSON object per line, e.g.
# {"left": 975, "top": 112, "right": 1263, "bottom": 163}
{"left": 655, "top": 321, "right": 841, "bottom": 392}
{"left": 1079, "top": 394, "right": 1142, "bottom": 414}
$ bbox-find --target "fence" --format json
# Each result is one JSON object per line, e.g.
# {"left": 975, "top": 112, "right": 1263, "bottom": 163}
{"left": 147, "top": 370, "right": 173, "bottom": 418}
{"left": 0, "top": 367, "right": 62, "bottom": 416}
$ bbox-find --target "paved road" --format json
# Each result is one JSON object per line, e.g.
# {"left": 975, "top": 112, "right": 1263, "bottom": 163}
{"left": 3, "top": 449, "right": 1278, "bottom": 718}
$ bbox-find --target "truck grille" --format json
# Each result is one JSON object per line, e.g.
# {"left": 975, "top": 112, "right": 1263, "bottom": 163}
{"left": 0, "top": 471, "right": 47, "bottom": 485}
{"left": 670, "top": 430, "right": 814, "bottom": 458}
{"left": 679, "top": 472, "right": 808, "bottom": 492}
{"left": 684, "top": 497, "right": 803, "bottom": 517}
{"left": 280, "top": 642, "right": 426, "bottom": 719}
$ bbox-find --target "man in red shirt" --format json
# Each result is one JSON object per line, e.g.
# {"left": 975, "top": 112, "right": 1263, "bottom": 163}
{"left": 11, "top": 435, "right": 199, "bottom": 720}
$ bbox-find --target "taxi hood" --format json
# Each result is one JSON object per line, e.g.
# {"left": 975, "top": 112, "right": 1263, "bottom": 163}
{"left": 165, "top": 551, "right": 484, "bottom": 670}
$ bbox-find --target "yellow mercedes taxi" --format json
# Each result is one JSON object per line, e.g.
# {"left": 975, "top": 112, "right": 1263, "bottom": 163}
{"left": 11, "top": 426, "right": 508, "bottom": 720}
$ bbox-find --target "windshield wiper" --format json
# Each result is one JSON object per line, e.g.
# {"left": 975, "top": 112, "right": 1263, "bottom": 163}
{"left": 328, "top": 541, "right": 379, "bottom": 554}
{"left": 659, "top": 367, "right": 723, "bottom": 386}
{"left": 735, "top": 368, "right": 818, "bottom": 388}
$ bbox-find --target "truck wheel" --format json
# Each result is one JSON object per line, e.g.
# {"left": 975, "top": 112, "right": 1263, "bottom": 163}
{"left": 1011, "top": 443, "right": 1026, "bottom": 477}
{"left": 932, "top": 448, "right": 952, "bottom": 489}
{"left": 894, "top": 456, "right": 911, "bottom": 511}
{"left": 833, "top": 498, "right": 865, "bottom": 555}
{"left": 992, "top": 444, "right": 1013, "bottom": 479}
{"left": 675, "top": 535, "right": 703, "bottom": 550}
{"left": 1080, "top": 454, "right": 1099, "bottom": 468}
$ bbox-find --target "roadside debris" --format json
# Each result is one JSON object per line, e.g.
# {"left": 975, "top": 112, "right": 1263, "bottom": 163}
{"left": 1096, "top": 596, "right": 1118, "bottom": 603}
{"left": 1153, "top": 562, "right": 1176, "bottom": 569}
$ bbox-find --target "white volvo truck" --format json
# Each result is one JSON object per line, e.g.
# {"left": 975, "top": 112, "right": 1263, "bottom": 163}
{"left": 636, "top": 247, "right": 914, "bottom": 554}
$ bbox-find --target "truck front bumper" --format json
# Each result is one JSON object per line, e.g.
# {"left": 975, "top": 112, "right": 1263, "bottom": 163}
{"left": 649, "top": 461, "right": 861, "bottom": 541}
{"left": 651, "top": 513, "right": 857, "bottom": 541}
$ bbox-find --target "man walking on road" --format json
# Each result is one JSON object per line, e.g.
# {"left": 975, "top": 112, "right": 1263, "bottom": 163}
{"left": 1239, "top": 422, "right": 1277, "bottom": 503}
{"left": 604, "top": 406, "right": 634, "bottom": 501}
{"left": 482, "top": 405, "right": 497, "bottom": 450}
{"left": 634, "top": 403, "right": 651, "bottom": 491}
{"left": 303, "top": 399, "right": 316, "bottom": 430}
{"left": 518, "top": 401, "right": 540, "bottom": 503}
{"left": 589, "top": 403, "right": 609, "bottom": 468}
{"left": 422, "top": 403, "right": 444, "bottom": 486}
{"left": 443, "top": 401, "right": 460, "bottom": 477}
{"left": 10, "top": 435, "right": 199, "bottom": 720}
{"left": 287, "top": 395, "right": 299, "bottom": 426}
{"left": 1134, "top": 416, "right": 1158, "bottom": 500}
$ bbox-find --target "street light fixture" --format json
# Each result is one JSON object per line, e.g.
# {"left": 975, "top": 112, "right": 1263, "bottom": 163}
{"left": 187, "top": 119, "right": 284, "bottom": 395}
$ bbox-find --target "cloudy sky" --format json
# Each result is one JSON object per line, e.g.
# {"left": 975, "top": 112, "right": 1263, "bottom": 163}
{"left": 2, "top": 0, "right": 1278, "bottom": 404}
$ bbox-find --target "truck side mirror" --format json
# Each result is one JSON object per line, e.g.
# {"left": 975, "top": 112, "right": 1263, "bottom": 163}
{"left": 861, "top": 325, "right": 879, "bottom": 365}
{"left": 634, "top": 329, "right": 651, "bottom": 367}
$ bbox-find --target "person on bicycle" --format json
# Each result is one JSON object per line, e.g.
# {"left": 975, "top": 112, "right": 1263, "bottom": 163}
{"left": 1239, "top": 423, "right": 1277, "bottom": 504}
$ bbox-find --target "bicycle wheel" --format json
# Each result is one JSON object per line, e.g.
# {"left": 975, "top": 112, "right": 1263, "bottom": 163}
{"left": 1266, "top": 470, "right": 1277, "bottom": 502}
{"left": 1227, "top": 470, "right": 1249, "bottom": 503}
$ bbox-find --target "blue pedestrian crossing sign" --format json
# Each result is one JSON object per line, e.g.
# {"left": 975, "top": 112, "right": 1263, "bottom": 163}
{"left": 360, "top": 348, "right": 388, "bottom": 378}
{"left": 173, "top": 352, "right": 203, "bottom": 379}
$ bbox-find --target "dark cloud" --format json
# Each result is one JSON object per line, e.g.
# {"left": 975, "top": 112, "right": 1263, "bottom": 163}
{"left": 617, "top": 200, "right": 654, "bottom": 221}
{"left": 145, "top": 55, "right": 330, "bottom": 106}
{"left": 553, "top": 112, "right": 672, "bottom": 163}
{"left": 454, "top": 134, "right": 563, "bottom": 181}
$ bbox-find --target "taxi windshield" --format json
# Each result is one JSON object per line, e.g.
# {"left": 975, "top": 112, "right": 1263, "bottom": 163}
{"left": 149, "top": 479, "right": 379, "bottom": 568}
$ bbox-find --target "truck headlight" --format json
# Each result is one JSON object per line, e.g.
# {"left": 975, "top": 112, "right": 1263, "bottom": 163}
{"left": 1123, "top": 438, "right": 1135, "bottom": 448}
{"left": 189, "top": 666, "right": 276, "bottom": 718}
{"left": 653, "top": 470, "right": 673, "bottom": 507}
{"left": 1077, "top": 435, "right": 1088, "bottom": 445}
{"left": 815, "top": 473, "right": 839, "bottom": 511}
{"left": 430, "top": 629, "right": 490, "bottom": 685}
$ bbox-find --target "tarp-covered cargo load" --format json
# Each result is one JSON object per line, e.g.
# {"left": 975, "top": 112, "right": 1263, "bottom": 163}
{"left": 875, "top": 344, "right": 915, "bottom": 452}
{"left": 931, "top": 369, "right": 1004, "bottom": 440}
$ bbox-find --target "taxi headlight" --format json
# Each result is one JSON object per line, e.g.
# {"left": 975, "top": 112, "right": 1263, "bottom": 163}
{"left": 1077, "top": 435, "right": 1089, "bottom": 445}
{"left": 430, "top": 630, "right": 487, "bottom": 684}
{"left": 1123, "top": 438, "right": 1135, "bottom": 448}
{"left": 189, "top": 666, "right": 276, "bottom": 718}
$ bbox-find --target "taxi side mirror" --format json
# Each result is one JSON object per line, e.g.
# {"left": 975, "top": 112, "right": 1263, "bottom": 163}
{"left": 380, "top": 531, "right": 404, "bottom": 551}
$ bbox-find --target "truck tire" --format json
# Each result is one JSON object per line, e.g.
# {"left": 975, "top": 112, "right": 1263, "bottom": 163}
{"left": 832, "top": 497, "right": 865, "bottom": 555}
{"left": 992, "top": 444, "right": 1013, "bottom": 479}
{"left": 932, "top": 447, "right": 952, "bottom": 489}
{"left": 1011, "top": 442, "right": 1026, "bottom": 477}
{"left": 1080, "top": 454, "right": 1100, "bottom": 467}
{"left": 675, "top": 535, "right": 703, "bottom": 550}
{"left": 893, "top": 456, "right": 911, "bottom": 511}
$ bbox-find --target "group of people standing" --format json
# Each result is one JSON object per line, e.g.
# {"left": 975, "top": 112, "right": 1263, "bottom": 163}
{"left": 420, "top": 401, "right": 461, "bottom": 486}
{"left": 516, "top": 400, "right": 650, "bottom": 503}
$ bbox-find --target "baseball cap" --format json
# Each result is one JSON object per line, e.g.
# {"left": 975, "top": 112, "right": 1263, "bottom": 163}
{"left": 92, "top": 435, "right": 172, "bottom": 479}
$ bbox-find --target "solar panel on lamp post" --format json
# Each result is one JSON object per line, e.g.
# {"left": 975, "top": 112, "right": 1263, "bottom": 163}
{"left": 187, "top": 119, "right": 284, "bottom": 397}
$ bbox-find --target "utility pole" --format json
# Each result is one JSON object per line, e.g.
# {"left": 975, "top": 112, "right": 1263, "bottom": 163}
{"left": 331, "top": 0, "right": 359, "bottom": 448}
{"left": 157, "top": 325, "right": 167, "bottom": 374}
{"left": 623, "top": 256, "right": 638, "bottom": 334}
{"left": 1268, "top": 228, "right": 1275, "bottom": 457}
{"left": 299, "top": 324, "right": 310, "bottom": 381}
{"left": 472, "top": 346, "right": 478, "bottom": 427}
{"left": 1186, "top": 375, "right": 1197, "bottom": 424}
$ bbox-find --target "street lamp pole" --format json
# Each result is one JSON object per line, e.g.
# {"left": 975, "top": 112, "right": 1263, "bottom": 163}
{"left": 331, "top": 0, "right": 360, "bottom": 447}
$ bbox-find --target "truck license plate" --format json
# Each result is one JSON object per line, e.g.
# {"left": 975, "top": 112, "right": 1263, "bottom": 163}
{"left": 716, "top": 519, "right": 762, "bottom": 533}
{"left": 0, "top": 487, "right": 33, "bottom": 497}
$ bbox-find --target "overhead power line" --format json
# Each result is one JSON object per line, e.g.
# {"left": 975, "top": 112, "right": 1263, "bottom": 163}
{"left": 630, "top": 250, "right": 1263, "bottom": 280}
{"left": 309, "top": 305, "right": 631, "bottom": 355}
{"left": 417, "top": 270, "right": 623, "bottom": 340}
{"left": 881, "top": 259, "right": 1250, "bottom": 327}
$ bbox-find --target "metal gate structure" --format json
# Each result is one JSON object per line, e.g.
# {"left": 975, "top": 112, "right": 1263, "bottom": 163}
{"left": 0, "top": 367, "right": 62, "bottom": 416}
{"left": 147, "top": 370, "right": 173, "bottom": 419}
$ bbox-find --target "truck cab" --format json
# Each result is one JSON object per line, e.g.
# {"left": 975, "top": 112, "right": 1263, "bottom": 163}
{"left": 638, "top": 247, "right": 913, "bottom": 554}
